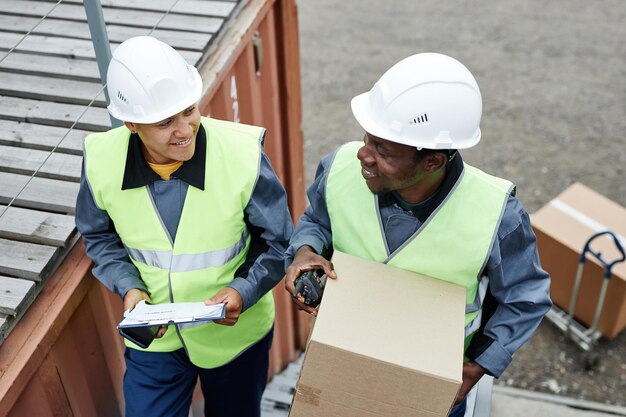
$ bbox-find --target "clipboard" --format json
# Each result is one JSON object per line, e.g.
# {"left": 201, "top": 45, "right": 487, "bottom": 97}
{"left": 117, "top": 300, "right": 227, "bottom": 348}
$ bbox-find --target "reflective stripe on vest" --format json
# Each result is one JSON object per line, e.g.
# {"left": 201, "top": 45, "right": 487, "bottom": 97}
{"left": 84, "top": 117, "right": 275, "bottom": 368}
{"left": 326, "top": 141, "right": 512, "bottom": 351}
{"left": 124, "top": 229, "right": 249, "bottom": 272}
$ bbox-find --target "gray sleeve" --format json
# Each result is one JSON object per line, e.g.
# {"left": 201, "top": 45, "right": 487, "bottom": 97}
{"left": 284, "top": 150, "right": 337, "bottom": 267}
{"left": 227, "top": 152, "right": 293, "bottom": 311}
{"left": 75, "top": 161, "right": 146, "bottom": 299}
{"left": 472, "top": 196, "right": 552, "bottom": 377}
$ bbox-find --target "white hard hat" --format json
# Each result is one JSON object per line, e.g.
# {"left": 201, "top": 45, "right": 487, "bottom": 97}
{"left": 351, "top": 53, "right": 482, "bottom": 150}
{"left": 106, "top": 36, "right": 203, "bottom": 124}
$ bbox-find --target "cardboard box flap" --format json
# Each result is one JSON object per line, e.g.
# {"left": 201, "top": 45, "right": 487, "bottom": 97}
{"left": 313, "top": 251, "right": 465, "bottom": 383}
{"left": 555, "top": 183, "right": 626, "bottom": 237}
{"left": 533, "top": 182, "right": 626, "bottom": 279}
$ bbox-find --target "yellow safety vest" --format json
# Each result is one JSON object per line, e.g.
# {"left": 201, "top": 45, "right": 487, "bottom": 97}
{"left": 326, "top": 142, "right": 512, "bottom": 352}
{"left": 84, "top": 117, "right": 275, "bottom": 368}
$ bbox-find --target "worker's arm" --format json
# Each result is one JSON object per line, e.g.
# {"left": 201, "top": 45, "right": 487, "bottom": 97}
{"left": 283, "top": 151, "right": 338, "bottom": 314}
{"left": 224, "top": 152, "right": 294, "bottom": 313}
{"left": 285, "top": 151, "right": 336, "bottom": 263}
{"left": 466, "top": 196, "right": 552, "bottom": 378}
{"left": 75, "top": 161, "right": 147, "bottom": 300}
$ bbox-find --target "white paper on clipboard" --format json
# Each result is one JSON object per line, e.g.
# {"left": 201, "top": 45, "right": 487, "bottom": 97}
{"left": 118, "top": 300, "right": 226, "bottom": 327}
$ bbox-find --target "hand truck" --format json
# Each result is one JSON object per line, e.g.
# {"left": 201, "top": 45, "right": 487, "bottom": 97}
{"left": 545, "top": 230, "right": 626, "bottom": 368}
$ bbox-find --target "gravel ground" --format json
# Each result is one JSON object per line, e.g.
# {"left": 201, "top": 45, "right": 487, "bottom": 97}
{"left": 500, "top": 321, "right": 626, "bottom": 406}
{"left": 296, "top": 0, "right": 626, "bottom": 407}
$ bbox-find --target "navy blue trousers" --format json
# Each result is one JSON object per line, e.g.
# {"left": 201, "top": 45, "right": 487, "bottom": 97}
{"left": 123, "top": 327, "right": 273, "bottom": 417}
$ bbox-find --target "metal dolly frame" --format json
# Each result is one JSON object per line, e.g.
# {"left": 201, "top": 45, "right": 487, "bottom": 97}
{"left": 546, "top": 231, "right": 625, "bottom": 365}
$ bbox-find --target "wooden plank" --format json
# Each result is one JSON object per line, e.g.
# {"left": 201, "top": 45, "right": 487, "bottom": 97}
{"left": 0, "top": 1, "right": 225, "bottom": 33}
{"left": 33, "top": 354, "right": 74, "bottom": 417}
{"left": 53, "top": 0, "right": 235, "bottom": 19}
{"left": 0, "top": 33, "right": 202, "bottom": 65}
{"left": 0, "top": 14, "right": 40, "bottom": 32}
{"left": 0, "top": 120, "right": 87, "bottom": 155}
{"left": 0, "top": 72, "right": 107, "bottom": 107}
{"left": 0, "top": 145, "right": 82, "bottom": 182}
{"left": 0, "top": 0, "right": 75, "bottom": 18}
{"left": 0, "top": 172, "right": 79, "bottom": 214}
{"left": 0, "top": 16, "right": 212, "bottom": 50}
{"left": 0, "top": 205, "right": 77, "bottom": 247}
{"left": 258, "top": 8, "right": 286, "bottom": 181}
{"left": 7, "top": 362, "right": 61, "bottom": 417}
{"left": 0, "top": 96, "right": 111, "bottom": 131}
{"left": 104, "top": 24, "right": 213, "bottom": 51}
{"left": 170, "top": 0, "right": 236, "bottom": 17}
{"left": 87, "top": 283, "right": 125, "bottom": 409}
{"left": 0, "top": 276, "right": 36, "bottom": 316}
{"left": 0, "top": 32, "right": 96, "bottom": 60}
{"left": 276, "top": 0, "right": 306, "bottom": 220}
{"left": 0, "top": 314, "right": 7, "bottom": 342}
{"left": 0, "top": 52, "right": 101, "bottom": 82}
{"left": 101, "top": 9, "right": 224, "bottom": 35}
{"left": 0, "top": 238, "right": 58, "bottom": 281}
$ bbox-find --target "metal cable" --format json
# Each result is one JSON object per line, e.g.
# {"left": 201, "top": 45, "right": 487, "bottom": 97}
{"left": 0, "top": 0, "right": 64, "bottom": 65}
{"left": 0, "top": 0, "right": 182, "bottom": 220}
{"left": 1, "top": 83, "right": 107, "bottom": 215}
{"left": 148, "top": 0, "right": 182, "bottom": 35}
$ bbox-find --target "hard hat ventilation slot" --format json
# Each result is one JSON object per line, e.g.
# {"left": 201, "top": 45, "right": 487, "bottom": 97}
{"left": 117, "top": 91, "right": 128, "bottom": 104}
{"left": 409, "top": 113, "right": 429, "bottom": 125}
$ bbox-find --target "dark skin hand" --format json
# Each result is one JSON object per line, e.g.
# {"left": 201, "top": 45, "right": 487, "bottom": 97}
{"left": 123, "top": 288, "right": 168, "bottom": 338}
{"left": 205, "top": 287, "right": 244, "bottom": 326}
{"left": 284, "top": 245, "right": 337, "bottom": 316}
{"left": 455, "top": 361, "right": 487, "bottom": 404}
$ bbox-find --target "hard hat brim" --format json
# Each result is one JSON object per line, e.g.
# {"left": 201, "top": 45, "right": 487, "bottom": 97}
{"left": 350, "top": 91, "right": 390, "bottom": 141}
{"left": 351, "top": 91, "right": 417, "bottom": 147}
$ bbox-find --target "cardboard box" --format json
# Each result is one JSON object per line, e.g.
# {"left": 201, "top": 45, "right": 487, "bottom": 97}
{"left": 289, "top": 251, "right": 465, "bottom": 417}
{"left": 532, "top": 182, "right": 626, "bottom": 339}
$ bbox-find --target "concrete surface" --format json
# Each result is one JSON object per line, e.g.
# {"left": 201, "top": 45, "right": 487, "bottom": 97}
{"left": 491, "top": 389, "right": 626, "bottom": 417}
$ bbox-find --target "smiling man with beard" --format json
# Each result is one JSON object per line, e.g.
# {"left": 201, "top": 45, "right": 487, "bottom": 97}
{"left": 284, "top": 53, "right": 551, "bottom": 417}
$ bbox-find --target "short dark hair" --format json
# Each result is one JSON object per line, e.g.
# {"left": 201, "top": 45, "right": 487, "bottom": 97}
{"left": 414, "top": 148, "right": 456, "bottom": 163}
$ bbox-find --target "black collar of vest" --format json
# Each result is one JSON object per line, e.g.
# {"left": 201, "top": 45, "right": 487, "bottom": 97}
{"left": 378, "top": 152, "right": 464, "bottom": 222}
{"left": 121, "top": 124, "right": 206, "bottom": 191}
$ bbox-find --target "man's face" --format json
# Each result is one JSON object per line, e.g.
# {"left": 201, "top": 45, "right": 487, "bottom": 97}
{"left": 356, "top": 133, "right": 425, "bottom": 199}
{"left": 127, "top": 104, "right": 201, "bottom": 164}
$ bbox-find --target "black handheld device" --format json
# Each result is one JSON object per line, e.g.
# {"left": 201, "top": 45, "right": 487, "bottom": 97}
{"left": 118, "top": 325, "right": 160, "bottom": 349}
{"left": 293, "top": 269, "right": 327, "bottom": 307}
